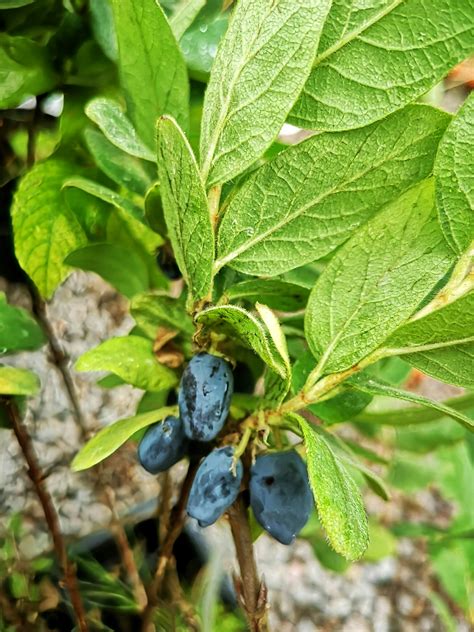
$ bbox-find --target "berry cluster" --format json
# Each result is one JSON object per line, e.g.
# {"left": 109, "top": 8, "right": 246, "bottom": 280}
{"left": 138, "top": 352, "right": 312, "bottom": 544}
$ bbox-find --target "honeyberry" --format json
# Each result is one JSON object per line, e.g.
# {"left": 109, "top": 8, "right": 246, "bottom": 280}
{"left": 250, "top": 451, "right": 312, "bottom": 545}
{"left": 179, "top": 352, "right": 233, "bottom": 442}
{"left": 138, "top": 416, "right": 188, "bottom": 474}
{"left": 187, "top": 446, "right": 243, "bottom": 527}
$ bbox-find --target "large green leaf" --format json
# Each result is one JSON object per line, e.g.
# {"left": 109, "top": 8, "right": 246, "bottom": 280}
{"left": 72, "top": 406, "right": 177, "bottom": 471}
{"left": 402, "top": 344, "right": 474, "bottom": 390}
{"left": 65, "top": 244, "right": 150, "bottom": 299}
{"left": 304, "top": 181, "right": 454, "bottom": 376}
{"left": 199, "top": 0, "right": 332, "bottom": 187}
{"left": 0, "top": 293, "right": 45, "bottom": 355}
{"left": 196, "top": 305, "right": 287, "bottom": 379}
{"left": 75, "top": 336, "right": 177, "bottom": 391}
{"left": 111, "top": 0, "right": 189, "bottom": 148}
{"left": 380, "top": 293, "right": 474, "bottom": 389}
{"left": 435, "top": 93, "right": 474, "bottom": 255}
{"left": 0, "top": 35, "right": 56, "bottom": 108}
{"left": 84, "top": 128, "right": 155, "bottom": 197}
{"left": 130, "top": 291, "right": 194, "bottom": 338}
{"left": 292, "top": 413, "right": 369, "bottom": 560}
{"left": 290, "top": 0, "right": 474, "bottom": 131}
{"left": 157, "top": 116, "right": 214, "bottom": 302}
{"left": 0, "top": 366, "right": 40, "bottom": 396}
{"left": 383, "top": 292, "right": 474, "bottom": 352}
{"left": 85, "top": 98, "right": 155, "bottom": 162}
{"left": 216, "top": 105, "right": 449, "bottom": 276}
{"left": 349, "top": 374, "right": 474, "bottom": 432}
{"left": 12, "top": 160, "right": 87, "bottom": 299}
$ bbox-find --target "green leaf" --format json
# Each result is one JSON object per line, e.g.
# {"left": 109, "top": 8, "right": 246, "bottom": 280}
{"left": 157, "top": 116, "right": 214, "bottom": 302}
{"left": 179, "top": 3, "right": 228, "bottom": 81}
{"left": 0, "top": 293, "right": 45, "bottom": 355}
{"left": 349, "top": 374, "right": 474, "bottom": 433}
{"left": 0, "top": 35, "right": 56, "bottom": 108}
{"left": 396, "top": 418, "right": 467, "bottom": 453}
{"left": 200, "top": 0, "right": 332, "bottom": 187}
{"left": 355, "top": 392, "right": 474, "bottom": 426}
{"left": 196, "top": 305, "right": 287, "bottom": 379}
{"left": 435, "top": 92, "right": 474, "bottom": 255}
{"left": 0, "top": 366, "right": 40, "bottom": 395}
{"left": 130, "top": 291, "right": 194, "bottom": 338}
{"left": 85, "top": 98, "right": 155, "bottom": 162}
{"left": 383, "top": 292, "right": 474, "bottom": 352}
{"left": 84, "top": 128, "right": 155, "bottom": 197}
{"left": 170, "top": 0, "right": 206, "bottom": 39}
{"left": 216, "top": 105, "right": 450, "bottom": 275}
{"left": 75, "top": 336, "right": 177, "bottom": 391}
{"left": 65, "top": 243, "right": 150, "bottom": 299}
{"left": 63, "top": 176, "right": 145, "bottom": 226}
{"left": 11, "top": 160, "right": 87, "bottom": 299}
{"left": 111, "top": 0, "right": 189, "bottom": 148}
{"left": 0, "top": 1, "right": 34, "bottom": 7}
{"left": 71, "top": 406, "right": 176, "bottom": 471}
{"left": 225, "top": 279, "right": 309, "bottom": 312}
{"left": 402, "top": 344, "right": 474, "bottom": 390}
{"left": 305, "top": 181, "right": 454, "bottom": 376}
{"left": 290, "top": 0, "right": 474, "bottom": 131}
{"left": 90, "top": 0, "right": 118, "bottom": 62}
{"left": 292, "top": 413, "right": 369, "bottom": 560}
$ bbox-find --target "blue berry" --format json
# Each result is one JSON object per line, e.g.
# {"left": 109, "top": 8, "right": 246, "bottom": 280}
{"left": 187, "top": 447, "right": 243, "bottom": 527}
{"left": 250, "top": 451, "right": 312, "bottom": 545}
{"left": 138, "top": 416, "right": 188, "bottom": 474}
{"left": 179, "top": 353, "right": 233, "bottom": 442}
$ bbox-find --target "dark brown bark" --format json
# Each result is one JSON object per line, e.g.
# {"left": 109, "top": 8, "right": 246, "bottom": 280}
{"left": 4, "top": 398, "right": 89, "bottom": 632}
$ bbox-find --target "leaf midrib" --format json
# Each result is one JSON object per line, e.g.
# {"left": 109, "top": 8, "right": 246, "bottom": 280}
{"left": 215, "top": 120, "right": 427, "bottom": 270}
{"left": 313, "top": 0, "right": 405, "bottom": 68}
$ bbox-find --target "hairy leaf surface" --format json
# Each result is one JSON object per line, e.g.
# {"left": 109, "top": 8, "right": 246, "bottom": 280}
{"left": 305, "top": 181, "right": 454, "bottom": 375}
{"left": 435, "top": 93, "right": 474, "bottom": 254}
{"left": 216, "top": 105, "right": 449, "bottom": 275}
{"left": 403, "top": 344, "right": 474, "bottom": 390}
{"left": 293, "top": 413, "right": 369, "bottom": 560}
{"left": 200, "top": 0, "right": 331, "bottom": 186}
{"left": 111, "top": 0, "right": 189, "bottom": 147}
{"left": 12, "top": 161, "right": 87, "bottom": 298}
{"left": 290, "top": 0, "right": 474, "bottom": 130}
{"left": 157, "top": 116, "right": 214, "bottom": 302}
{"left": 131, "top": 292, "right": 194, "bottom": 338}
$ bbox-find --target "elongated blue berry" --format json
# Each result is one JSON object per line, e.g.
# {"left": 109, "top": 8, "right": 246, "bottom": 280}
{"left": 138, "top": 416, "right": 188, "bottom": 474}
{"left": 187, "top": 446, "right": 243, "bottom": 527}
{"left": 179, "top": 353, "right": 233, "bottom": 441}
{"left": 250, "top": 451, "right": 312, "bottom": 545}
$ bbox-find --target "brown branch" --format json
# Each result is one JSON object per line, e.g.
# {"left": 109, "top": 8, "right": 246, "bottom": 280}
{"left": 4, "top": 397, "right": 89, "bottom": 632}
{"left": 141, "top": 460, "right": 199, "bottom": 632}
{"left": 30, "top": 287, "right": 89, "bottom": 442}
{"left": 228, "top": 496, "right": 269, "bottom": 632}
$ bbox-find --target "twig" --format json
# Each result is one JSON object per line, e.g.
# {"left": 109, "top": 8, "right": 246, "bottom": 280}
{"left": 228, "top": 496, "right": 269, "bottom": 632}
{"left": 165, "top": 557, "right": 200, "bottom": 631}
{"left": 3, "top": 397, "right": 89, "bottom": 632}
{"left": 141, "top": 460, "right": 199, "bottom": 632}
{"left": 29, "top": 286, "right": 89, "bottom": 442}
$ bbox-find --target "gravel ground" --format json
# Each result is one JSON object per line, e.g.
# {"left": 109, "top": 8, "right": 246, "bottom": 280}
{"left": 0, "top": 272, "right": 469, "bottom": 631}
